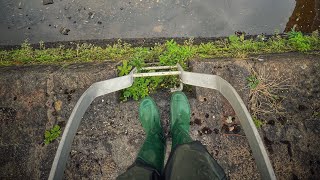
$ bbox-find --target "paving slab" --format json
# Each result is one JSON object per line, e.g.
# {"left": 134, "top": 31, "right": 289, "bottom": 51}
{"left": 0, "top": 53, "right": 320, "bottom": 179}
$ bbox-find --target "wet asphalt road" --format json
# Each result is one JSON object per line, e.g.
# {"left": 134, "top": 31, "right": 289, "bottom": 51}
{"left": 0, "top": 0, "right": 297, "bottom": 45}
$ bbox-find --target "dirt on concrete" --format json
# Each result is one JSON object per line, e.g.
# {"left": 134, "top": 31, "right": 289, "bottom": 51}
{"left": 190, "top": 53, "right": 320, "bottom": 179}
{"left": 0, "top": 52, "right": 320, "bottom": 179}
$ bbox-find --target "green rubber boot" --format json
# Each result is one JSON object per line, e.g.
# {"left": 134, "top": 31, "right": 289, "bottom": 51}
{"left": 136, "top": 97, "right": 166, "bottom": 173}
{"left": 170, "top": 91, "right": 193, "bottom": 150}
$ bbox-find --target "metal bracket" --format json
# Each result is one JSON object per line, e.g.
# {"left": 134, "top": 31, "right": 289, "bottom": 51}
{"left": 133, "top": 65, "right": 184, "bottom": 92}
{"left": 48, "top": 64, "right": 276, "bottom": 180}
{"left": 133, "top": 65, "right": 180, "bottom": 77}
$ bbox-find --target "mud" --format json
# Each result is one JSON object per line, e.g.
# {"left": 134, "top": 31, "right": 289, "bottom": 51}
{"left": 0, "top": 52, "right": 320, "bottom": 179}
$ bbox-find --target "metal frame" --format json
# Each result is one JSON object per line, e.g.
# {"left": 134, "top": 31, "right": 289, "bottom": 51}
{"left": 49, "top": 64, "right": 276, "bottom": 180}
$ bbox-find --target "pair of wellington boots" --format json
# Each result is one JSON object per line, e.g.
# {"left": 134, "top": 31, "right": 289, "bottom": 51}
{"left": 137, "top": 91, "right": 192, "bottom": 173}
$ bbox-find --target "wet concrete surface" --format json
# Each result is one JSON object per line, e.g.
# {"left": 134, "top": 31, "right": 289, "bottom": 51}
{"left": 0, "top": 52, "right": 320, "bottom": 179}
{"left": 0, "top": 0, "right": 303, "bottom": 45}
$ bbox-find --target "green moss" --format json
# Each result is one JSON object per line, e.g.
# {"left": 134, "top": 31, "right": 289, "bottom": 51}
{"left": 1, "top": 30, "right": 320, "bottom": 100}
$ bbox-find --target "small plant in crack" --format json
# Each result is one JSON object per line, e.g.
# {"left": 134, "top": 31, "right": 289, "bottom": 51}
{"left": 44, "top": 125, "right": 61, "bottom": 145}
{"left": 248, "top": 67, "right": 290, "bottom": 119}
{"left": 252, "top": 116, "right": 264, "bottom": 128}
{"left": 117, "top": 60, "right": 132, "bottom": 76}
{"left": 247, "top": 75, "right": 260, "bottom": 89}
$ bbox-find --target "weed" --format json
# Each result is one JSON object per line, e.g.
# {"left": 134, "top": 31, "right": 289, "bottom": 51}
{"left": 267, "top": 35, "right": 288, "bottom": 53}
{"left": 252, "top": 116, "right": 264, "bottom": 128}
{"left": 0, "top": 50, "right": 11, "bottom": 66}
{"left": 39, "top": 41, "right": 45, "bottom": 50}
{"left": 159, "top": 39, "right": 194, "bottom": 67}
{"left": 117, "top": 60, "right": 132, "bottom": 76}
{"left": 118, "top": 40, "right": 194, "bottom": 100}
{"left": 149, "top": 43, "right": 165, "bottom": 61}
{"left": 196, "top": 42, "right": 219, "bottom": 58}
{"left": 288, "top": 28, "right": 311, "bottom": 52}
{"left": 44, "top": 125, "right": 61, "bottom": 144}
{"left": 248, "top": 66, "right": 289, "bottom": 118}
{"left": 247, "top": 75, "right": 260, "bottom": 89}
{"left": 119, "top": 46, "right": 164, "bottom": 100}
{"left": 11, "top": 40, "right": 34, "bottom": 63}
{"left": 122, "top": 78, "right": 149, "bottom": 100}
{"left": 130, "top": 47, "right": 148, "bottom": 68}
{"left": 105, "top": 39, "right": 134, "bottom": 61}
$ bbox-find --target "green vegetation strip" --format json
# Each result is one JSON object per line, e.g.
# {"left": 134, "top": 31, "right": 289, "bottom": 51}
{"left": 1, "top": 30, "right": 319, "bottom": 100}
